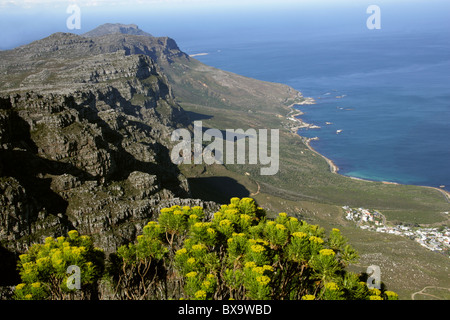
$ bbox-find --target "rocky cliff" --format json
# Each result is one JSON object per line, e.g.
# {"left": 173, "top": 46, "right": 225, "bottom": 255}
{"left": 0, "top": 24, "right": 304, "bottom": 286}
{"left": 0, "top": 29, "right": 223, "bottom": 286}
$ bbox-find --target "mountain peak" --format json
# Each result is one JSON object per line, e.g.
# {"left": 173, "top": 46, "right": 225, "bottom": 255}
{"left": 82, "top": 23, "right": 152, "bottom": 38}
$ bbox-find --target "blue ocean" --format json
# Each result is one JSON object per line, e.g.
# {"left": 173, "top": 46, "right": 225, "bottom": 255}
{"left": 1, "top": 1, "right": 449, "bottom": 190}
{"left": 163, "top": 2, "right": 450, "bottom": 191}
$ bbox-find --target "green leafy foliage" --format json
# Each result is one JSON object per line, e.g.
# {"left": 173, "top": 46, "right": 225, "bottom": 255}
{"left": 14, "top": 198, "right": 398, "bottom": 300}
{"left": 108, "top": 197, "right": 397, "bottom": 300}
{"left": 14, "top": 230, "right": 104, "bottom": 300}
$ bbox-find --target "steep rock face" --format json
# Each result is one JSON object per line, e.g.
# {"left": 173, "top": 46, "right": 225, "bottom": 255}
{"left": 0, "top": 34, "right": 220, "bottom": 286}
{"left": 0, "top": 24, "right": 304, "bottom": 285}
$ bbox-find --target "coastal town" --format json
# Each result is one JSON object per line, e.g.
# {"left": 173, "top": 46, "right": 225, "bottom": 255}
{"left": 343, "top": 206, "right": 450, "bottom": 257}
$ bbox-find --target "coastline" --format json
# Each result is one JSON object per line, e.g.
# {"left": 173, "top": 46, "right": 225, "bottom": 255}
{"left": 189, "top": 52, "right": 209, "bottom": 57}
{"left": 286, "top": 103, "right": 450, "bottom": 203}
{"left": 302, "top": 136, "right": 339, "bottom": 174}
{"left": 286, "top": 100, "right": 338, "bottom": 174}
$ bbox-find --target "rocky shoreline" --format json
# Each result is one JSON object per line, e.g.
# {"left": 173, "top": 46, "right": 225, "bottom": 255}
{"left": 285, "top": 99, "right": 339, "bottom": 174}
{"left": 285, "top": 102, "right": 450, "bottom": 203}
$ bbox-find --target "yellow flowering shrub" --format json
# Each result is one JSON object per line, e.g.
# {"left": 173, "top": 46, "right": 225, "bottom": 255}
{"left": 194, "top": 290, "right": 207, "bottom": 300}
{"left": 384, "top": 291, "right": 399, "bottom": 300}
{"left": 256, "top": 275, "right": 271, "bottom": 286}
{"left": 319, "top": 249, "right": 336, "bottom": 256}
{"left": 14, "top": 230, "right": 104, "bottom": 300}
{"left": 15, "top": 198, "right": 398, "bottom": 301}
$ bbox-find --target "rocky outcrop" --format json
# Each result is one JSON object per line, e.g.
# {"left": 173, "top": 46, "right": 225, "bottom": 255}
{"left": 83, "top": 23, "right": 153, "bottom": 38}
{"left": 0, "top": 31, "right": 222, "bottom": 286}
{"left": 0, "top": 24, "right": 304, "bottom": 286}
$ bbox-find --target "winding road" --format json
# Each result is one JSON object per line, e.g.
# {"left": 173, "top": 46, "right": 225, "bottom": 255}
{"left": 411, "top": 286, "right": 450, "bottom": 300}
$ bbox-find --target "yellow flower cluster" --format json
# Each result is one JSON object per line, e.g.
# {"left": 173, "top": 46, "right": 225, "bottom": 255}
{"left": 160, "top": 208, "right": 173, "bottom": 214}
{"left": 309, "top": 236, "right": 324, "bottom": 244}
{"left": 192, "top": 244, "right": 206, "bottom": 251}
{"left": 174, "top": 210, "right": 184, "bottom": 216}
{"left": 252, "top": 267, "right": 264, "bottom": 274}
{"left": 36, "top": 257, "right": 50, "bottom": 268}
{"left": 219, "top": 219, "right": 232, "bottom": 227}
{"left": 31, "top": 282, "right": 40, "bottom": 288}
{"left": 232, "top": 232, "right": 245, "bottom": 237}
{"left": 19, "top": 254, "right": 28, "bottom": 262}
{"left": 187, "top": 258, "right": 196, "bottom": 264}
{"left": 292, "top": 232, "right": 307, "bottom": 238}
{"left": 256, "top": 275, "right": 271, "bottom": 286}
{"left": 332, "top": 228, "right": 340, "bottom": 233}
{"left": 301, "top": 295, "right": 315, "bottom": 300}
{"left": 369, "top": 288, "right": 381, "bottom": 296}
{"left": 195, "top": 290, "right": 207, "bottom": 299}
{"left": 15, "top": 283, "right": 26, "bottom": 290}
{"left": 240, "top": 197, "right": 254, "bottom": 204}
{"left": 278, "top": 212, "right": 287, "bottom": 218}
{"left": 325, "top": 282, "right": 339, "bottom": 291}
{"left": 207, "top": 228, "right": 216, "bottom": 235}
{"left": 275, "top": 224, "right": 286, "bottom": 231}
{"left": 250, "top": 244, "right": 265, "bottom": 253}
{"left": 262, "top": 265, "right": 273, "bottom": 272}
{"left": 319, "top": 249, "right": 335, "bottom": 256}
{"left": 369, "top": 295, "right": 383, "bottom": 300}
{"left": 202, "top": 280, "right": 211, "bottom": 289}
{"left": 384, "top": 291, "right": 398, "bottom": 298}
{"left": 252, "top": 265, "right": 273, "bottom": 274}
{"left": 189, "top": 214, "right": 198, "bottom": 220}
{"left": 245, "top": 261, "right": 257, "bottom": 269}
{"left": 68, "top": 230, "right": 79, "bottom": 236}
{"left": 225, "top": 209, "right": 239, "bottom": 216}
{"left": 186, "top": 271, "right": 197, "bottom": 278}
{"left": 176, "top": 248, "right": 187, "bottom": 255}
{"left": 45, "top": 237, "right": 54, "bottom": 244}
{"left": 248, "top": 239, "right": 269, "bottom": 246}
{"left": 194, "top": 222, "right": 210, "bottom": 229}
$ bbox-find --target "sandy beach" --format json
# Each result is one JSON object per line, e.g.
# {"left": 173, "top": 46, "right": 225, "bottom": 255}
{"left": 302, "top": 136, "right": 339, "bottom": 174}
{"left": 286, "top": 101, "right": 339, "bottom": 174}
{"left": 189, "top": 53, "right": 209, "bottom": 57}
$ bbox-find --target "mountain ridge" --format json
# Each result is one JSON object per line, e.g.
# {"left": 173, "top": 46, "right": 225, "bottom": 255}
{"left": 82, "top": 23, "right": 153, "bottom": 38}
